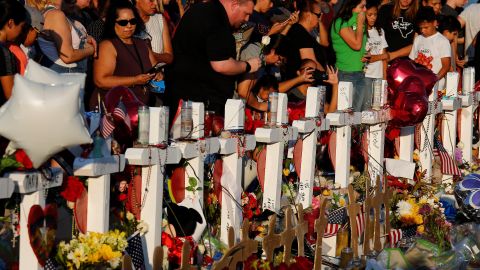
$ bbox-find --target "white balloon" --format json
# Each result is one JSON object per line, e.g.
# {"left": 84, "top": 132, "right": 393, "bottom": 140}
{"left": 24, "top": 60, "right": 87, "bottom": 112}
{"left": 0, "top": 75, "right": 92, "bottom": 168}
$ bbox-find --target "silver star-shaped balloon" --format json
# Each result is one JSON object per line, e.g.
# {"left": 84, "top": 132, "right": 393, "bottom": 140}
{"left": 0, "top": 75, "right": 92, "bottom": 167}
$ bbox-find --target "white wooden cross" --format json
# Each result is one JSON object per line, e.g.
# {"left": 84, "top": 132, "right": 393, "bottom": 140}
{"left": 73, "top": 155, "right": 126, "bottom": 233}
{"left": 219, "top": 99, "right": 256, "bottom": 244}
{"left": 441, "top": 72, "right": 462, "bottom": 184}
{"left": 361, "top": 80, "right": 389, "bottom": 186}
{"left": 5, "top": 168, "right": 63, "bottom": 270}
{"left": 419, "top": 83, "right": 442, "bottom": 180}
{"left": 175, "top": 102, "right": 219, "bottom": 203}
{"left": 255, "top": 93, "right": 298, "bottom": 212}
{"left": 326, "top": 82, "right": 361, "bottom": 187}
{"left": 459, "top": 68, "right": 477, "bottom": 163}
{"left": 124, "top": 107, "right": 182, "bottom": 270}
{"left": 292, "top": 87, "right": 330, "bottom": 208}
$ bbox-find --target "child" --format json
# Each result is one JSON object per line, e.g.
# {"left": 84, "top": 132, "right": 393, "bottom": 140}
{"left": 409, "top": 7, "right": 451, "bottom": 90}
{"left": 438, "top": 15, "right": 461, "bottom": 71}
{"left": 363, "top": 1, "right": 388, "bottom": 106}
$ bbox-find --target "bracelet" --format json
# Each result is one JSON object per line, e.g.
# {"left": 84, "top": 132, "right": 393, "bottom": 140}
{"left": 244, "top": 61, "right": 251, "bottom": 73}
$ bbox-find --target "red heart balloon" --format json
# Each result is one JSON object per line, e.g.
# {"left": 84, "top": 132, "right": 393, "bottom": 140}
{"left": 390, "top": 91, "right": 428, "bottom": 127}
{"left": 388, "top": 76, "right": 427, "bottom": 107}
{"left": 27, "top": 204, "right": 57, "bottom": 267}
{"left": 387, "top": 59, "right": 437, "bottom": 96}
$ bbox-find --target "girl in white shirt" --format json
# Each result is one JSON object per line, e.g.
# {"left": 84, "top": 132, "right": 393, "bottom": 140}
{"left": 362, "top": 1, "right": 389, "bottom": 108}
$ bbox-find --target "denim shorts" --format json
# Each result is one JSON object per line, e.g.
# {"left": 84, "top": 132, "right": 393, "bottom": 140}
{"left": 337, "top": 71, "right": 368, "bottom": 112}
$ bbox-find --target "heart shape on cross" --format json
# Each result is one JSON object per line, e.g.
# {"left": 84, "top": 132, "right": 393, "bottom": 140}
{"left": 27, "top": 204, "right": 58, "bottom": 267}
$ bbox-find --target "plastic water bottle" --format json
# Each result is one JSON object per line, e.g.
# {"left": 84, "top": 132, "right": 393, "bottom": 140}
{"left": 138, "top": 106, "right": 150, "bottom": 145}
{"left": 268, "top": 92, "right": 278, "bottom": 126}
{"left": 181, "top": 100, "right": 193, "bottom": 138}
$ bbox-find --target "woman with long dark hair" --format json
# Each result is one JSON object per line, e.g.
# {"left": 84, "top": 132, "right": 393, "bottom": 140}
{"left": 33, "top": 0, "right": 96, "bottom": 73}
{"left": 377, "top": 0, "right": 419, "bottom": 61}
{"left": 0, "top": 0, "right": 27, "bottom": 104}
{"left": 331, "top": 0, "right": 367, "bottom": 111}
{"left": 92, "top": 0, "right": 159, "bottom": 108}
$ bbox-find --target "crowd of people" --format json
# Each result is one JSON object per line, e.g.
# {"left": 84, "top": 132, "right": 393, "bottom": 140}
{"left": 0, "top": 0, "right": 479, "bottom": 129}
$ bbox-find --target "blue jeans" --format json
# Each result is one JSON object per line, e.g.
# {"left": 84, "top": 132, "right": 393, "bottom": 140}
{"left": 338, "top": 71, "right": 368, "bottom": 112}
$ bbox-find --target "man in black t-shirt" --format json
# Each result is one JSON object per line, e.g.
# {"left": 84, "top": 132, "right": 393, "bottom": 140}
{"left": 279, "top": 0, "right": 327, "bottom": 80}
{"left": 165, "top": 0, "right": 261, "bottom": 115}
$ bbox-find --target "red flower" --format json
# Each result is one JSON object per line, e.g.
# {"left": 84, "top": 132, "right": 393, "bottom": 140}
{"left": 60, "top": 176, "right": 85, "bottom": 202}
{"left": 118, "top": 193, "right": 128, "bottom": 202}
{"left": 275, "top": 262, "right": 289, "bottom": 270}
{"left": 14, "top": 149, "right": 33, "bottom": 170}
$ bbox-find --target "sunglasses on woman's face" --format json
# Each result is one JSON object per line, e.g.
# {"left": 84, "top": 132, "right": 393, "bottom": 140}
{"left": 115, "top": 18, "right": 138, "bottom": 26}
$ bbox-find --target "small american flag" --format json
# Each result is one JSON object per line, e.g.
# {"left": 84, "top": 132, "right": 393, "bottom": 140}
{"left": 44, "top": 257, "right": 58, "bottom": 270}
{"left": 112, "top": 100, "right": 131, "bottom": 130}
{"left": 324, "top": 208, "right": 347, "bottom": 238}
{"left": 100, "top": 114, "right": 115, "bottom": 138}
{"left": 388, "top": 226, "right": 417, "bottom": 246}
{"left": 125, "top": 231, "right": 145, "bottom": 270}
{"left": 433, "top": 137, "right": 461, "bottom": 176}
{"left": 355, "top": 205, "right": 365, "bottom": 237}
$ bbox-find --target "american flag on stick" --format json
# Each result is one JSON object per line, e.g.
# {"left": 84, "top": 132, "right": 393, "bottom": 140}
{"left": 125, "top": 231, "right": 146, "bottom": 270}
{"left": 388, "top": 226, "right": 417, "bottom": 246}
{"left": 355, "top": 204, "right": 365, "bottom": 237}
{"left": 433, "top": 136, "right": 461, "bottom": 176}
{"left": 324, "top": 207, "right": 347, "bottom": 238}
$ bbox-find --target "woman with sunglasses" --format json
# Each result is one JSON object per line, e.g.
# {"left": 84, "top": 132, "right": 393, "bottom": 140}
{"left": 92, "top": 0, "right": 158, "bottom": 108}
{"left": 331, "top": 0, "right": 367, "bottom": 112}
{"left": 33, "top": 0, "right": 96, "bottom": 73}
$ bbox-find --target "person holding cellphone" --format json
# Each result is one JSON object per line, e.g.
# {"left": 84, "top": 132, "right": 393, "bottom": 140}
{"left": 91, "top": 0, "right": 161, "bottom": 109}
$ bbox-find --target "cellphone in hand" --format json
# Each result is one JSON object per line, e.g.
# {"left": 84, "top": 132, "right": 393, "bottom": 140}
{"left": 147, "top": 62, "right": 167, "bottom": 74}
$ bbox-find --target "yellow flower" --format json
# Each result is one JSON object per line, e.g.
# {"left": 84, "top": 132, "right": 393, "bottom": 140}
{"left": 339, "top": 197, "right": 346, "bottom": 207}
{"left": 417, "top": 225, "right": 425, "bottom": 234}
{"left": 414, "top": 215, "right": 423, "bottom": 225}
{"left": 322, "top": 189, "right": 331, "bottom": 196}
{"left": 283, "top": 168, "right": 290, "bottom": 176}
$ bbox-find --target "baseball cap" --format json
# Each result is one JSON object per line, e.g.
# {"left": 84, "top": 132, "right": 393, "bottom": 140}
{"left": 25, "top": 5, "right": 44, "bottom": 32}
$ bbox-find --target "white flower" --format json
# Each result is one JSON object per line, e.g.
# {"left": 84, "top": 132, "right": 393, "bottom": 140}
{"left": 126, "top": 212, "right": 135, "bottom": 221}
{"left": 396, "top": 200, "right": 412, "bottom": 217}
{"left": 261, "top": 36, "right": 271, "bottom": 46}
{"left": 440, "top": 208, "right": 445, "bottom": 213}
{"left": 137, "top": 221, "right": 149, "bottom": 235}
{"left": 457, "top": 142, "right": 464, "bottom": 149}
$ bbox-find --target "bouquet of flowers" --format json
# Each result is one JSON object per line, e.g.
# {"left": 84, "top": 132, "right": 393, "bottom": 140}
{"left": 56, "top": 230, "right": 128, "bottom": 269}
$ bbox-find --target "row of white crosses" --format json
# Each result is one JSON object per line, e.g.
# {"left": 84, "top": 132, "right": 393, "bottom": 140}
{"left": 3, "top": 169, "right": 63, "bottom": 270}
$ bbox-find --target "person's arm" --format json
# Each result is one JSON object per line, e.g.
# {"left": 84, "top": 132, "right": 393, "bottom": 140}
{"left": 177, "top": 0, "right": 185, "bottom": 17}
{"left": 0, "top": 75, "right": 14, "bottom": 100}
{"left": 278, "top": 67, "right": 315, "bottom": 92}
{"left": 299, "top": 48, "right": 324, "bottom": 71}
{"left": 388, "top": 44, "right": 413, "bottom": 61}
{"left": 323, "top": 65, "right": 338, "bottom": 113}
{"left": 94, "top": 40, "right": 154, "bottom": 88}
{"left": 237, "top": 79, "right": 268, "bottom": 111}
{"left": 437, "top": 57, "right": 451, "bottom": 81}
{"left": 381, "top": 49, "right": 388, "bottom": 79}
{"left": 318, "top": 19, "right": 329, "bottom": 47}
{"left": 338, "top": 13, "right": 365, "bottom": 51}
{"left": 153, "top": 16, "right": 174, "bottom": 64}
{"left": 210, "top": 57, "right": 261, "bottom": 76}
{"left": 43, "top": 10, "right": 94, "bottom": 64}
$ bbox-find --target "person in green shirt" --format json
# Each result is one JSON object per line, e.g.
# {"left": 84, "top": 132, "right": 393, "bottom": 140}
{"left": 331, "top": 0, "right": 367, "bottom": 111}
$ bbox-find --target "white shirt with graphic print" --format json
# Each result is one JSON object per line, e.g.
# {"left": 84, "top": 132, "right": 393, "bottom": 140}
{"left": 365, "top": 28, "right": 388, "bottom": 79}
{"left": 409, "top": 32, "right": 450, "bottom": 88}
